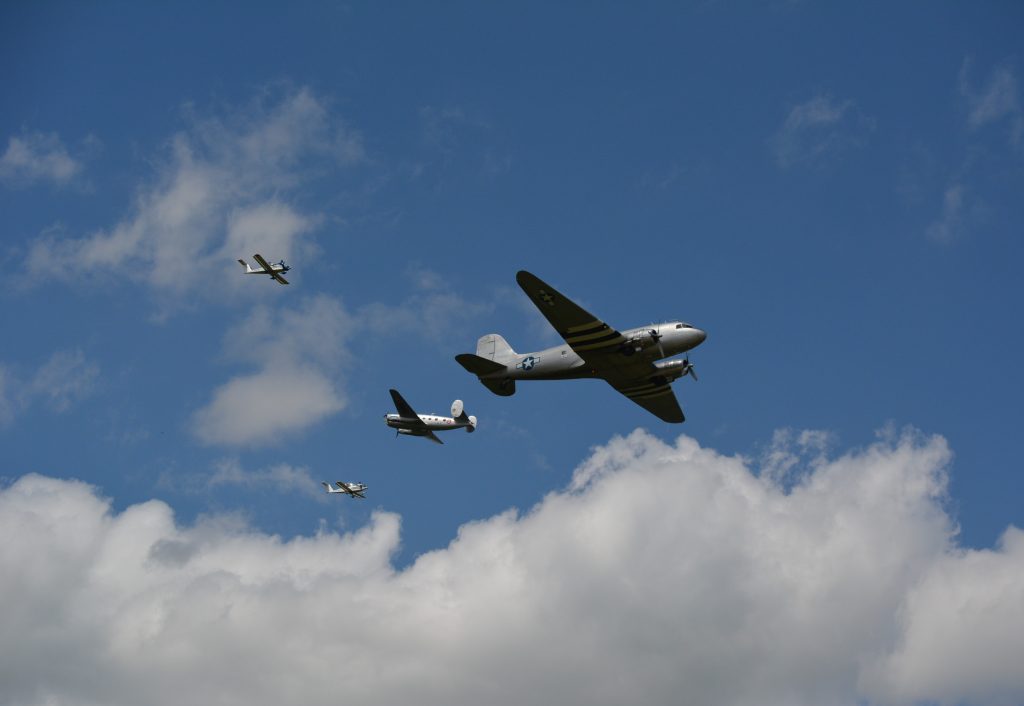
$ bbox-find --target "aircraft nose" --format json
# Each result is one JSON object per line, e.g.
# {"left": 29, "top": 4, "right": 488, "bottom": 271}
{"left": 687, "top": 327, "right": 707, "bottom": 349}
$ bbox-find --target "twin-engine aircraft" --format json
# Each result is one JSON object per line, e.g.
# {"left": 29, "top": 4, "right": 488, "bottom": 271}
{"left": 321, "top": 481, "right": 368, "bottom": 498}
{"left": 238, "top": 253, "right": 291, "bottom": 285}
{"left": 385, "top": 388, "right": 477, "bottom": 444}
{"left": 456, "top": 270, "right": 706, "bottom": 423}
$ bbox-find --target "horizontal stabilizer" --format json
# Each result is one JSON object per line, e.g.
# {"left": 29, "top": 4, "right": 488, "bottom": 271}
{"left": 455, "top": 354, "right": 507, "bottom": 376}
{"left": 481, "top": 377, "right": 515, "bottom": 397}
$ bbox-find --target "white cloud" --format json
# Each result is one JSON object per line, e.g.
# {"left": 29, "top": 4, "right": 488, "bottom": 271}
{"left": 23, "top": 88, "right": 362, "bottom": 299}
{"left": 28, "top": 349, "right": 101, "bottom": 412}
{"left": 0, "top": 365, "right": 13, "bottom": 425}
{"left": 359, "top": 265, "right": 493, "bottom": 344}
{"left": 207, "top": 458, "right": 327, "bottom": 501}
{"left": 191, "top": 295, "right": 352, "bottom": 446}
{"left": 771, "top": 95, "right": 874, "bottom": 168}
{"left": 925, "top": 183, "right": 966, "bottom": 243}
{"left": 862, "top": 528, "right": 1024, "bottom": 705}
{"left": 0, "top": 131, "right": 82, "bottom": 186}
{"left": 2, "top": 429, "right": 1022, "bottom": 706}
{"left": 0, "top": 349, "right": 99, "bottom": 425}
{"left": 959, "top": 61, "right": 1023, "bottom": 144}
{"left": 191, "top": 273, "right": 492, "bottom": 446}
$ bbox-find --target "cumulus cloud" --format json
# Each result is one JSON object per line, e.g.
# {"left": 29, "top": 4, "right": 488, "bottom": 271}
{"left": 191, "top": 295, "right": 352, "bottom": 446}
{"left": 23, "top": 88, "right": 362, "bottom": 298}
{"left": 0, "top": 349, "right": 99, "bottom": 425}
{"left": 0, "top": 131, "right": 83, "bottom": 186}
{"left": 2, "top": 429, "right": 1022, "bottom": 706}
{"left": 771, "top": 95, "right": 874, "bottom": 168}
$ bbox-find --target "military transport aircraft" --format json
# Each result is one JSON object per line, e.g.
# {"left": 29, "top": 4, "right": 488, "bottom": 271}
{"left": 455, "top": 270, "right": 706, "bottom": 423}
{"left": 321, "top": 481, "right": 368, "bottom": 498}
{"left": 385, "top": 388, "right": 477, "bottom": 444}
{"left": 238, "top": 253, "right": 291, "bottom": 285}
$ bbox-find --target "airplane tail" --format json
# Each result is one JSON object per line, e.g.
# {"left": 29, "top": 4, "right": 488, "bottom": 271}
{"left": 454, "top": 354, "right": 516, "bottom": 397}
{"left": 475, "top": 334, "right": 517, "bottom": 363}
{"left": 456, "top": 334, "right": 517, "bottom": 397}
{"left": 451, "top": 401, "right": 477, "bottom": 432}
{"left": 238, "top": 259, "right": 255, "bottom": 273}
{"left": 321, "top": 481, "right": 337, "bottom": 493}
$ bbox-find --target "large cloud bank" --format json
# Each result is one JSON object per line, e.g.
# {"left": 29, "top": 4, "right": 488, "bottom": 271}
{"left": 2, "top": 430, "right": 1022, "bottom": 706}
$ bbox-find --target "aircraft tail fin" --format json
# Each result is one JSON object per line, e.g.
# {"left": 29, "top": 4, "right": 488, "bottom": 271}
{"left": 475, "top": 334, "right": 517, "bottom": 363}
{"left": 321, "top": 481, "right": 337, "bottom": 493}
{"left": 455, "top": 353, "right": 506, "bottom": 376}
{"left": 238, "top": 259, "right": 255, "bottom": 273}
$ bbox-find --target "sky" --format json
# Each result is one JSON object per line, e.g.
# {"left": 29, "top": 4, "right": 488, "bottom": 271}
{"left": 1, "top": 2, "right": 1023, "bottom": 705}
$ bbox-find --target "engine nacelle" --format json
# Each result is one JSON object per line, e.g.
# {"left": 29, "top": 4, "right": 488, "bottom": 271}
{"left": 397, "top": 428, "right": 416, "bottom": 436}
{"left": 652, "top": 358, "right": 686, "bottom": 382}
{"left": 621, "top": 329, "right": 661, "bottom": 355}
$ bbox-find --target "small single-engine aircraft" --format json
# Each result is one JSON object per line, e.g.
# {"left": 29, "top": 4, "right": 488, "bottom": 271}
{"left": 322, "top": 481, "right": 368, "bottom": 498}
{"left": 384, "top": 388, "right": 477, "bottom": 444}
{"left": 455, "top": 270, "right": 706, "bottom": 423}
{"left": 238, "top": 253, "right": 291, "bottom": 285}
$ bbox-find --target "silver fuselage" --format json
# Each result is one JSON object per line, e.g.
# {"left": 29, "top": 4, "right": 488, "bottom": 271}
{"left": 385, "top": 413, "right": 474, "bottom": 433}
{"left": 490, "top": 321, "right": 706, "bottom": 381}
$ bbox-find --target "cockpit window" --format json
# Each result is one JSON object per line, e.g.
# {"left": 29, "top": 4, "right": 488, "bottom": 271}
{"left": 676, "top": 322, "right": 693, "bottom": 329}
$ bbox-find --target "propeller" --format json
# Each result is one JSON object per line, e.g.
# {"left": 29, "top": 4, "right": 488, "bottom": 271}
{"left": 649, "top": 326, "right": 666, "bottom": 359}
{"left": 680, "top": 356, "right": 698, "bottom": 381}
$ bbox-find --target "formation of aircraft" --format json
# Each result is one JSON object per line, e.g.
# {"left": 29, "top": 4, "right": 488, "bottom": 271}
{"left": 239, "top": 253, "right": 707, "bottom": 495}
{"left": 321, "top": 481, "right": 368, "bottom": 498}
{"left": 456, "top": 270, "right": 705, "bottom": 423}
{"left": 238, "top": 253, "right": 291, "bottom": 285}
{"left": 384, "top": 388, "right": 476, "bottom": 444}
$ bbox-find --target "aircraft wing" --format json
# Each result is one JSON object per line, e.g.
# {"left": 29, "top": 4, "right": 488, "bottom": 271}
{"left": 389, "top": 389, "right": 423, "bottom": 422}
{"left": 516, "top": 270, "right": 627, "bottom": 357}
{"left": 336, "top": 482, "right": 366, "bottom": 499}
{"left": 424, "top": 430, "right": 444, "bottom": 445}
{"left": 269, "top": 271, "right": 289, "bottom": 285}
{"left": 252, "top": 253, "right": 272, "bottom": 272}
{"left": 608, "top": 378, "right": 685, "bottom": 423}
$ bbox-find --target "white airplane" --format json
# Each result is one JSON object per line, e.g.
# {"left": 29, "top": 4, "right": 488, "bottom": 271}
{"left": 321, "top": 481, "right": 368, "bottom": 499}
{"left": 384, "top": 388, "right": 476, "bottom": 445}
{"left": 456, "top": 270, "right": 706, "bottom": 423}
{"left": 238, "top": 253, "right": 291, "bottom": 285}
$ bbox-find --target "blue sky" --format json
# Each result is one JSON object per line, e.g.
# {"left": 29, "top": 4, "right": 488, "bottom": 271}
{"left": 2, "top": 3, "right": 1023, "bottom": 705}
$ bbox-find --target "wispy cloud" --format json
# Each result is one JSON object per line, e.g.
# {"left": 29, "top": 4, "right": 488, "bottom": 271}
{"left": 22, "top": 88, "right": 363, "bottom": 302}
{"left": 417, "top": 105, "right": 512, "bottom": 178}
{"left": 959, "top": 60, "right": 1023, "bottom": 144}
{"left": 0, "top": 131, "right": 84, "bottom": 187}
{"left": 0, "top": 349, "right": 99, "bottom": 426}
{"left": 926, "top": 183, "right": 967, "bottom": 243}
{"left": 358, "top": 265, "right": 493, "bottom": 344}
{"left": 2, "top": 430, "right": 1022, "bottom": 705}
{"left": 771, "top": 94, "right": 874, "bottom": 168}
{"left": 191, "top": 267, "right": 490, "bottom": 446}
{"left": 191, "top": 295, "right": 353, "bottom": 446}
{"left": 207, "top": 458, "right": 326, "bottom": 501}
